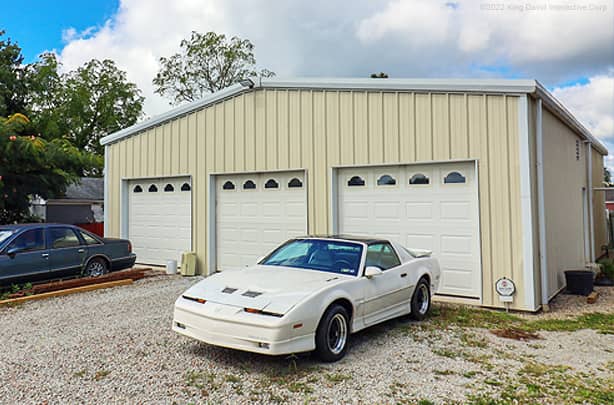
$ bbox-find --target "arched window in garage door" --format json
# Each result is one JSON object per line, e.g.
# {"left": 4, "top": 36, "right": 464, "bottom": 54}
{"left": 243, "top": 180, "right": 256, "bottom": 190}
{"left": 288, "top": 178, "right": 303, "bottom": 188}
{"left": 347, "top": 176, "right": 366, "bottom": 187}
{"left": 181, "top": 183, "right": 191, "bottom": 191}
{"left": 377, "top": 174, "right": 396, "bottom": 186}
{"left": 264, "top": 179, "right": 279, "bottom": 189}
{"left": 164, "top": 184, "right": 174, "bottom": 192}
{"left": 443, "top": 171, "right": 466, "bottom": 184}
{"left": 409, "top": 173, "right": 430, "bottom": 185}
{"left": 133, "top": 185, "right": 143, "bottom": 193}
{"left": 222, "top": 181, "right": 235, "bottom": 190}
{"left": 148, "top": 184, "right": 158, "bottom": 192}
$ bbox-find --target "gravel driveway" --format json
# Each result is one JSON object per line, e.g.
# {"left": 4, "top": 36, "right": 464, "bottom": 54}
{"left": 1, "top": 275, "right": 612, "bottom": 404}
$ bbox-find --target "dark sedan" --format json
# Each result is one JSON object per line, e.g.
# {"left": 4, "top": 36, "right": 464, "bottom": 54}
{"left": 0, "top": 224, "right": 136, "bottom": 286}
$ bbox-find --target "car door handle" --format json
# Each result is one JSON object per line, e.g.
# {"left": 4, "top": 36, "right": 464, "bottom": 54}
{"left": 78, "top": 249, "right": 85, "bottom": 253}
{"left": 400, "top": 273, "right": 407, "bottom": 278}
{"left": 41, "top": 253, "right": 49, "bottom": 258}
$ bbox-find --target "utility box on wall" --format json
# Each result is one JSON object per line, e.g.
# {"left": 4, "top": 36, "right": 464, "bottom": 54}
{"left": 180, "top": 252, "right": 197, "bottom": 276}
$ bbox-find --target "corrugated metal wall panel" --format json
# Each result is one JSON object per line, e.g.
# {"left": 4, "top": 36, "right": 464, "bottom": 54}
{"left": 106, "top": 89, "right": 527, "bottom": 309}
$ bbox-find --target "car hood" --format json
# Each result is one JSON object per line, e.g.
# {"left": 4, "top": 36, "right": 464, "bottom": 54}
{"left": 182, "top": 265, "right": 347, "bottom": 314}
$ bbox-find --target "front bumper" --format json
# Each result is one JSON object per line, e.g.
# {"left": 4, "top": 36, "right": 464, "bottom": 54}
{"left": 173, "top": 298, "right": 315, "bottom": 356}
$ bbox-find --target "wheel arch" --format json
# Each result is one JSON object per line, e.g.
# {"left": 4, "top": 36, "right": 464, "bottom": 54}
{"left": 84, "top": 254, "right": 112, "bottom": 270}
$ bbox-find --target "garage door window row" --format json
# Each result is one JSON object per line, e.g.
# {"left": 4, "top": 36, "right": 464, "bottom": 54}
{"left": 221, "top": 177, "right": 303, "bottom": 191}
{"left": 347, "top": 171, "right": 465, "bottom": 187}
{"left": 132, "top": 182, "right": 191, "bottom": 193}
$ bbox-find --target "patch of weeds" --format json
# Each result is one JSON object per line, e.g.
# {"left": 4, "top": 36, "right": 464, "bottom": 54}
{"left": 466, "top": 393, "right": 508, "bottom": 405}
{"left": 433, "top": 369, "right": 455, "bottom": 376}
{"left": 524, "top": 313, "right": 614, "bottom": 334}
{"left": 462, "top": 353, "right": 494, "bottom": 370}
{"left": 325, "top": 373, "right": 351, "bottom": 383}
{"left": 417, "top": 400, "right": 435, "bottom": 405}
{"left": 432, "top": 348, "right": 460, "bottom": 359}
{"left": 519, "top": 362, "right": 570, "bottom": 377}
{"left": 224, "top": 373, "right": 241, "bottom": 384}
{"left": 185, "top": 370, "right": 219, "bottom": 391}
{"left": 459, "top": 331, "right": 488, "bottom": 348}
{"left": 429, "top": 304, "right": 522, "bottom": 330}
{"left": 463, "top": 371, "right": 478, "bottom": 378}
{"left": 484, "top": 378, "right": 502, "bottom": 386}
{"left": 287, "top": 382, "right": 313, "bottom": 394}
{"left": 73, "top": 369, "right": 87, "bottom": 378}
{"left": 93, "top": 370, "right": 110, "bottom": 381}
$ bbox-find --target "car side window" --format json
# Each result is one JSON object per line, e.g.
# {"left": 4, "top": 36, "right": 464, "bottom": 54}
{"left": 80, "top": 231, "right": 101, "bottom": 245}
{"left": 365, "top": 243, "right": 401, "bottom": 271}
{"left": 7, "top": 229, "right": 45, "bottom": 252}
{"left": 49, "top": 228, "right": 81, "bottom": 249}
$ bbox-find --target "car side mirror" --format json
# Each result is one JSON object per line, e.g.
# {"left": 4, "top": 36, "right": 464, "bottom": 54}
{"left": 365, "top": 266, "right": 383, "bottom": 278}
{"left": 6, "top": 246, "right": 22, "bottom": 258}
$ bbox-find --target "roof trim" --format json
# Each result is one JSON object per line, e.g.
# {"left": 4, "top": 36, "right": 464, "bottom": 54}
{"left": 100, "top": 77, "right": 607, "bottom": 155}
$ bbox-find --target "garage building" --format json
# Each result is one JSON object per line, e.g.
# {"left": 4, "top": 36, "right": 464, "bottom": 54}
{"left": 101, "top": 78, "right": 607, "bottom": 311}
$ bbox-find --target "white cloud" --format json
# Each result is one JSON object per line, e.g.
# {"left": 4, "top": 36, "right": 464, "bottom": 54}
{"left": 57, "top": 0, "right": 614, "bottom": 121}
{"left": 552, "top": 73, "right": 614, "bottom": 142}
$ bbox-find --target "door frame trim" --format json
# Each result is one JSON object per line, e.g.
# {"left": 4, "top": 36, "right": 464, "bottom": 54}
{"left": 330, "top": 159, "right": 483, "bottom": 302}
{"left": 208, "top": 169, "right": 309, "bottom": 275}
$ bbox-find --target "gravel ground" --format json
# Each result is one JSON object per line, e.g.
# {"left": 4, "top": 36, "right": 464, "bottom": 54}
{"left": 0, "top": 276, "right": 612, "bottom": 404}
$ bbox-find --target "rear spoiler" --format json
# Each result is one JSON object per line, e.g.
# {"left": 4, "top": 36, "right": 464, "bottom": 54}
{"left": 408, "top": 248, "right": 432, "bottom": 258}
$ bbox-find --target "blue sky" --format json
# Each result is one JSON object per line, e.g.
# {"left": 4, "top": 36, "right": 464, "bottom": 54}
{"left": 1, "top": 0, "right": 118, "bottom": 62}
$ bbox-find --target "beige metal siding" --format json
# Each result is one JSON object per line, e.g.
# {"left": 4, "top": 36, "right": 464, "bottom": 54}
{"left": 106, "top": 90, "right": 525, "bottom": 309}
{"left": 541, "top": 108, "right": 588, "bottom": 298}
{"left": 592, "top": 148, "right": 607, "bottom": 257}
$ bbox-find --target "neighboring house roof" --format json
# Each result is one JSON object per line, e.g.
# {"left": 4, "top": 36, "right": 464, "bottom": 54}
{"left": 99, "top": 78, "right": 608, "bottom": 155}
{"left": 48, "top": 178, "right": 104, "bottom": 203}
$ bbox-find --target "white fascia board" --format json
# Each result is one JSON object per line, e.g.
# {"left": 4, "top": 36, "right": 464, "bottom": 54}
{"left": 534, "top": 81, "right": 608, "bottom": 155}
{"left": 260, "top": 77, "right": 538, "bottom": 94}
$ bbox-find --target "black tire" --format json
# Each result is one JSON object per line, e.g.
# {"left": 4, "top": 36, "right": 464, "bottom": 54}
{"left": 410, "top": 277, "right": 431, "bottom": 321}
{"left": 84, "top": 257, "right": 109, "bottom": 277}
{"left": 314, "top": 304, "right": 350, "bottom": 362}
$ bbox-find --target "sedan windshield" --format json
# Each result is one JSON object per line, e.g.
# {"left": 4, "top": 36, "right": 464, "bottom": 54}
{"left": 261, "top": 239, "right": 363, "bottom": 276}
{"left": 0, "top": 229, "right": 14, "bottom": 245}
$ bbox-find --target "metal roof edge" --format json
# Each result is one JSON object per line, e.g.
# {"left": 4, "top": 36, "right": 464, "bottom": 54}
{"left": 534, "top": 81, "right": 608, "bottom": 155}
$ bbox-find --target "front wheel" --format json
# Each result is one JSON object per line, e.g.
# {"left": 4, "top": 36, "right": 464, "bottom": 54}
{"left": 314, "top": 305, "right": 350, "bottom": 362}
{"left": 84, "top": 257, "right": 109, "bottom": 277}
{"left": 410, "top": 278, "right": 431, "bottom": 321}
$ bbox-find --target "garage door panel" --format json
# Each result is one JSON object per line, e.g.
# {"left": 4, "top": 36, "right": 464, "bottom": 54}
{"left": 128, "top": 177, "right": 192, "bottom": 266}
{"left": 216, "top": 171, "right": 307, "bottom": 271}
{"left": 339, "top": 163, "right": 480, "bottom": 298}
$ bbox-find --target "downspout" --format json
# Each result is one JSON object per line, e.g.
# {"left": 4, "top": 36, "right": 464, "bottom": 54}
{"left": 103, "top": 145, "right": 109, "bottom": 237}
{"left": 585, "top": 141, "right": 595, "bottom": 262}
{"left": 536, "top": 98, "right": 549, "bottom": 311}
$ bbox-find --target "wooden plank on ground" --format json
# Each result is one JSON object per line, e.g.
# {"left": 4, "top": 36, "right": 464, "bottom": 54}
{"left": 0, "top": 279, "right": 133, "bottom": 306}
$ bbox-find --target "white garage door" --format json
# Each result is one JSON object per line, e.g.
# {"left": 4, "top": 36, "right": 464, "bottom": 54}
{"left": 128, "top": 177, "right": 192, "bottom": 265}
{"left": 338, "top": 162, "right": 481, "bottom": 298}
{"left": 216, "top": 171, "right": 307, "bottom": 271}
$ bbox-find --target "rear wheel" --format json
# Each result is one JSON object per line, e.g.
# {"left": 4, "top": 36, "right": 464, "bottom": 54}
{"left": 84, "top": 257, "right": 109, "bottom": 277}
{"left": 410, "top": 278, "right": 431, "bottom": 321}
{"left": 314, "top": 305, "right": 350, "bottom": 362}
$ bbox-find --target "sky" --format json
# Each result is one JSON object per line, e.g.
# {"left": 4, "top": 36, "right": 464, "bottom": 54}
{"left": 2, "top": 0, "right": 613, "bottom": 168}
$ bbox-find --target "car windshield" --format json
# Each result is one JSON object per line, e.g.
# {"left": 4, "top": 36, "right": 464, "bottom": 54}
{"left": 261, "top": 239, "right": 363, "bottom": 276}
{"left": 0, "top": 229, "right": 15, "bottom": 245}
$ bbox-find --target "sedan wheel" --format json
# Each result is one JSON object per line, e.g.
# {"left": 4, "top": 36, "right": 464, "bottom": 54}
{"left": 84, "top": 258, "right": 109, "bottom": 277}
{"left": 315, "top": 305, "right": 350, "bottom": 362}
{"left": 410, "top": 278, "right": 431, "bottom": 321}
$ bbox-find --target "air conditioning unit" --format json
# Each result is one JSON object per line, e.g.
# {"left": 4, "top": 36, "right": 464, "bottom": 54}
{"left": 180, "top": 252, "right": 197, "bottom": 276}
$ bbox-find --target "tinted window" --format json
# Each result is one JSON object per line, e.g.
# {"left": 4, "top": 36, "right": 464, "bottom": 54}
{"left": 181, "top": 183, "right": 191, "bottom": 191}
{"left": 222, "top": 181, "right": 235, "bottom": 190}
{"left": 133, "top": 185, "right": 143, "bottom": 193}
{"left": 265, "top": 179, "right": 279, "bottom": 189}
{"left": 164, "top": 184, "right": 174, "bottom": 192}
{"left": 409, "top": 174, "right": 430, "bottom": 185}
{"left": 347, "top": 176, "right": 365, "bottom": 186}
{"left": 288, "top": 178, "right": 303, "bottom": 188}
{"left": 365, "top": 243, "right": 401, "bottom": 270}
{"left": 444, "top": 171, "right": 466, "bottom": 184}
{"left": 49, "top": 228, "right": 81, "bottom": 249}
{"left": 262, "top": 239, "right": 363, "bottom": 276}
{"left": 80, "top": 231, "right": 101, "bottom": 245}
{"left": 243, "top": 180, "right": 256, "bottom": 190}
{"left": 7, "top": 229, "right": 45, "bottom": 252}
{"left": 148, "top": 184, "right": 158, "bottom": 192}
{"left": 377, "top": 175, "right": 396, "bottom": 186}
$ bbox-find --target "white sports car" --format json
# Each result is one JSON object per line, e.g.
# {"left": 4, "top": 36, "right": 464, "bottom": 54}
{"left": 173, "top": 236, "right": 440, "bottom": 362}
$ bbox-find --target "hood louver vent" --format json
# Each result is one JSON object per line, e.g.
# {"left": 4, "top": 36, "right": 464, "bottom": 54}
{"left": 242, "top": 290, "right": 263, "bottom": 298}
{"left": 222, "top": 287, "right": 238, "bottom": 294}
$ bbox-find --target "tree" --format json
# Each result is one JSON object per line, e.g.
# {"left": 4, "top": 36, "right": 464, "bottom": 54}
{"left": 370, "top": 72, "right": 389, "bottom": 78}
{"left": 605, "top": 167, "right": 612, "bottom": 186}
{"left": 27, "top": 55, "right": 144, "bottom": 155}
{"left": 0, "top": 30, "right": 28, "bottom": 117}
{"left": 0, "top": 113, "right": 102, "bottom": 224}
{"left": 153, "top": 31, "right": 275, "bottom": 105}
